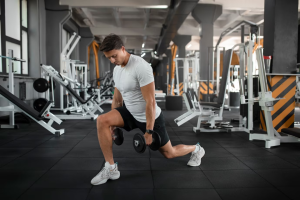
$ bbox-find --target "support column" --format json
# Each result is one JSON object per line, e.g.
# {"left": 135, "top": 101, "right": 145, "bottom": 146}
{"left": 45, "top": 0, "right": 71, "bottom": 107}
{"left": 173, "top": 35, "right": 191, "bottom": 86}
{"left": 79, "top": 27, "right": 94, "bottom": 83}
{"left": 165, "top": 49, "right": 172, "bottom": 94}
{"left": 260, "top": 0, "right": 298, "bottom": 132}
{"left": 28, "top": 0, "right": 47, "bottom": 78}
{"left": 264, "top": 0, "right": 298, "bottom": 73}
{"left": 192, "top": 4, "right": 222, "bottom": 81}
{"left": 162, "top": 56, "right": 169, "bottom": 94}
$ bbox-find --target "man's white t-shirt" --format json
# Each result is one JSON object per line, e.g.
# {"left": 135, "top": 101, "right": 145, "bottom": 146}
{"left": 113, "top": 54, "right": 161, "bottom": 122}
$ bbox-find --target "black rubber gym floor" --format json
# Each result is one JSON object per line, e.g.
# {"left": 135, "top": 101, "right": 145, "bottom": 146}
{"left": 0, "top": 105, "right": 300, "bottom": 200}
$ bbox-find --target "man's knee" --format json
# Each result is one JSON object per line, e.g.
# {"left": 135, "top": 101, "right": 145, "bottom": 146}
{"left": 162, "top": 150, "right": 175, "bottom": 159}
{"left": 164, "top": 153, "right": 174, "bottom": 159}
{"left": 97, "top": 115, "right": 110, "bottom": 128}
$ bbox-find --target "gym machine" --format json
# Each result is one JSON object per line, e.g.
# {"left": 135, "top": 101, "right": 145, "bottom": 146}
{"left": 60, "top": 32, "right": 94, "bottom": 111}
{"left": 174, "top": 49, "right": 232, "bottom": 131}
{"left": 174, "top": 57, "right": 200, "bottom": 96}
{"left": 0, "top": 51, "right": 64, "bottom": 135}
{"left": 246, "top": 48, "right": 300, "bottom": 148}
{"left": 40, "top": 64, "right": 103, "bottom": 120}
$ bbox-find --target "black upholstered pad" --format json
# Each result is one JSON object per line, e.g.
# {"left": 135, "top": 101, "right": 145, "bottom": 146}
{"left": 281, "top": 128, "right": 300, "bottom": 138}
{"left": 0, "top": 85, "right": 42, "bottom": 121}
{"left": 200, "top": 102, "right": 222, "bottom": 108}
{"left": 65, "top": 84, "right": 94, "bottom": 104}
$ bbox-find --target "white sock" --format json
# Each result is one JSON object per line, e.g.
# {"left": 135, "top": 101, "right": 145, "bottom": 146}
{"left": 105, "top": 162, "right": 115, "bottom": 169}
{"left": 193, "top": 145, "right": 200, "bottom": 153}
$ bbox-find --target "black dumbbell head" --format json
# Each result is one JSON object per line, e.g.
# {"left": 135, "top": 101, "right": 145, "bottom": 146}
{"left": 114, "top": 128, "right": 124, "bottom": 146}
{"left": 133, "top": 133, "right": 146, "bottom": 153}
{"left": 149, "top": 131, "right": 161, "bottom": 151}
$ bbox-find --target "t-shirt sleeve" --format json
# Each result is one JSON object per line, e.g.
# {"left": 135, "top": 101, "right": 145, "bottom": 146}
{"left": 135, "top": 61, "right": 154, "bottom": 87}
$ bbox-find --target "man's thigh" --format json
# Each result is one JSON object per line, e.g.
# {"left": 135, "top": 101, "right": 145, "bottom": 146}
{"left": 98, "top": 109, "right": 125, "bottom": 128}
{"left": 114, "top": 106, "right": 138, "bottom": 131}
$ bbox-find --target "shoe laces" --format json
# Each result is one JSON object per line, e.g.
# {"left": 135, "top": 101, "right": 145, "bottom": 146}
{"left": 99, "top": 162, "right": 118, "bottom": 179}
{"left": 98, "top": 166, "right": 110, "bottom": 179}
{"left": 190, "top": 149, "right": 200, "bottom": 162}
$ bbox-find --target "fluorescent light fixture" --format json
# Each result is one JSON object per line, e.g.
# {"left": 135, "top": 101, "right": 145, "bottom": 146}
{"left": 143, "top": 5, "right": 168, "bottom": 9}
{"left": 142, "top": 43, "right": 145, "bottom": 48}
{"left": 187, "top": 44, "right": 192, "bottom": 48}
{"left": 141, "top": 53, "right": 146, "bottom": 57}
{"left": 154, "top": 51, "right": 157, "bottom": 54}
{"left": 176, "top": 55, "right": 178, "bottom": 57}
{"left": 257, "top": 19, "right": 264, "bottom": 25}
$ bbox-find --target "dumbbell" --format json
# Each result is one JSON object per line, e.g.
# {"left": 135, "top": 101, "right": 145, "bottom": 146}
{"left": 112, "top": 128, "right": 124, "bottom": 146}
{"left": 133, "top": 131, "right": 161, "bottom": 153}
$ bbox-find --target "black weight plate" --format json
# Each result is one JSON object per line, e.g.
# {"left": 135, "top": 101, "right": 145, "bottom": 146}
{"left": 33, "top": 78, "right": 49, "bottom": 93}
{"left": 33, "top": 98, "right": 48, "bottom": 112}
{"left": 114, "top": 128, "right": 124, "bottom": 146}
{"left": 149, "top": 131, "right": 161, "bottom": 151}
{"left": 133, "top": 133, "right": 146, "bottom": 153}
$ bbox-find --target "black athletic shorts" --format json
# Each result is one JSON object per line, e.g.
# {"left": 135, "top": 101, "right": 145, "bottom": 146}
{"left": 115, "top": 104, "right": 170, "bottom": 147}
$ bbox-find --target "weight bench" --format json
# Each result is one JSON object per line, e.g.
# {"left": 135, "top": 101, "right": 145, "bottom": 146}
{"left": 174, "top": 49, "right": 233, "bottom": 133}
{"left": 0, "top": 85, "right": 64, "bottom": 135}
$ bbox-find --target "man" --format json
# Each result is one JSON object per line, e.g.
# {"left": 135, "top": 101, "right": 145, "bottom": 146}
{"left": 91, "top": 34, "right": 205, "bottom": 185}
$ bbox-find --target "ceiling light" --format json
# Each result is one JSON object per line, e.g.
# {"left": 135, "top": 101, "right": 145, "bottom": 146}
{"left": 141, "top": 53, "right": 146, "bottom": 57}
{"left": 187, "top": 44, "right": 192, "bottom": 48}
{"left": 257, "top": 19, "right": 264, "bottom": 25}
{"left": 144, "top": 5, "right": 168, "bottom": 9}
{"left": 176, "top": 55, "right": 178, "bottom": 57}
{"left": 142, "top": 43, "right": 145, "bottom": 48}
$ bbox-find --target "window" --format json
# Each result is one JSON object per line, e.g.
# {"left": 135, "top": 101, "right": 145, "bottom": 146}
{"left": 6, "top": 42, "right": 21, "bottom": 73}
{"left": 0, "top": 0, "right": 28, "bottom": 75}
{"left": 5, "top": 0, "right": 20, "bottom": 41}
{"left": 21, "top": 0, "right": 27, "bottom": 27}
{"left": 22, "top": 30, "right": 27, "bottom": 74}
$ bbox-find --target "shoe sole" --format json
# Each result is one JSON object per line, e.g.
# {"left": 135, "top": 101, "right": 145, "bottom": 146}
{"left": 91, "top": 173, "right": 120, "bottom": 185}
{"left": 187, "top": 148, "right": 205, "bottom": 167}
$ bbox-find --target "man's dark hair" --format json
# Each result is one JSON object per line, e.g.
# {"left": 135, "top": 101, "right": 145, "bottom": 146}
{"left": 100, "top": 34, "right": 124, "bottom": 52}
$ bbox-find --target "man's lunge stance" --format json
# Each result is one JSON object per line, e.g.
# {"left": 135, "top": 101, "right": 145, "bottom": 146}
{"left": 91, "top": 34, "right": 205, "bottom": 185}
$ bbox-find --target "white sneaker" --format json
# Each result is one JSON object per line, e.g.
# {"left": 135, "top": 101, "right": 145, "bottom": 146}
{"left": 91, "top": 162, "right": 120, "bottom": 185}
{"left": 187, "top": 143, "right": 205, "bottom": 167}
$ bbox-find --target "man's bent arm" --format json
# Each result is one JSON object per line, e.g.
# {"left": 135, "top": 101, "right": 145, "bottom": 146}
{"left": 141, "top": 82, "right": 156, "bottom": 130}
{"left": 111, "top": 87, "right": 123, "bottom": 110}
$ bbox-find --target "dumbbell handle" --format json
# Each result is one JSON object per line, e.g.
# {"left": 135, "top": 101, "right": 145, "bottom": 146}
{"left": 134, "top": 138, "right": 155, "bottom": 147}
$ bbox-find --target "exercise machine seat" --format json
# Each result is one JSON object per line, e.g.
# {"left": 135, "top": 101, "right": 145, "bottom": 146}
{"left": 281, "top": 128, "right": 300, "bottom": 138}
{"left": 200, "top": 102, "right": 222, "bottom": 108}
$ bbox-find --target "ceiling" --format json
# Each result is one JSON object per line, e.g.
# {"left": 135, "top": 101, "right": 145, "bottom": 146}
{"left": 60, "top": 0, "right": 300, "bottom": 55}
